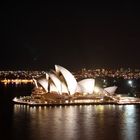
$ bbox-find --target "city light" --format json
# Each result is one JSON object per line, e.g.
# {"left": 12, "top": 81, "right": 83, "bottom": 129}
{"left": 128, "top": 80, "right": 133, "bottom": 87}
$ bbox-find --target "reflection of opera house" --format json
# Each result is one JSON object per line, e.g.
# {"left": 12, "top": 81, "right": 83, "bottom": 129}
{"left": 13, "top": 65, "right": 121, "bottom": 105}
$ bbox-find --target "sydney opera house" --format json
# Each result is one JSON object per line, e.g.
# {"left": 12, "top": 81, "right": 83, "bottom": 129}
{"left": 32, "top": 65, "right": 117, "bottom": 96}
{"left": 12, "top": 65, "right": 120, "bottom": 105}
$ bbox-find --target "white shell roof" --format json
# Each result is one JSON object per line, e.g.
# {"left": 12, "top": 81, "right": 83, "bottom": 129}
{"left": 35, "top": 65, "right": 115, "bottom": 95}
{"left": 37, "top": 78, "right": 49, "bottom": 92}
{"left": 33, "top": 78, "right": 38, "bottom": 88}
{"left": 77, "top": 78, "right": 95, "bottom": 94}
{"left": 49, "top": 73, "right": 62, "bottom": 94}
{"left": 55, "top": 65, "right": 77, "bottom": 95}
{"left": 104, "top": 86, "right": 117, "bottom": 94}
{"left": 49, "top": 82, "right": 58, "bottom": 92}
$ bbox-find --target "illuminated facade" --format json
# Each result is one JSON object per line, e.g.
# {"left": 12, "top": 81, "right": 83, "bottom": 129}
{"left": 104, "top": 86, "right": 117, "bottom": 94}
{"left": 76, "top": 79, "right": 95, "bottom": 94}
{"left": 33, "top": 65, "right": 117, "bottom": 95}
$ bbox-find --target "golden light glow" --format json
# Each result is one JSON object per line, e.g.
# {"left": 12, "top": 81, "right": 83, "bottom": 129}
{"left": 0, "top": 79, "right": 33, "bottom": 84}
{"left": 94, "top": 86, "right": 100, "bottom": 93}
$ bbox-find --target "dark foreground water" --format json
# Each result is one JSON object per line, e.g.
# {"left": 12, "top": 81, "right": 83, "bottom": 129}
{"left": 1, "top": 83, "right": 140, "bottom": 140}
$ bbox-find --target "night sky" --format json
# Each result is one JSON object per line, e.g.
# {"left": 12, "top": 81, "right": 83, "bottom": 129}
{"left": 1, "top": 2, "right": 140, "bottom": 71}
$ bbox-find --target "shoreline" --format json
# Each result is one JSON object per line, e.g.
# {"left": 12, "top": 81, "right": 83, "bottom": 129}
{"left": 13, "top": 100, "right": 140, "bottom": 107}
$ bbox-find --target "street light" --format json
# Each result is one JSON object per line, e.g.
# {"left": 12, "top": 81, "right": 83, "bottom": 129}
{"left": 127, "top": 79, "right": 135, "bottom": 97}
{"left": 128, "top": 80, "right": 133, "bottom": 87}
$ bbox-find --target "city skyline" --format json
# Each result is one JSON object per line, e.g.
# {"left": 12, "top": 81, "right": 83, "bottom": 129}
{"left": 1, "top": 2, "right": 140, "bottom": 71}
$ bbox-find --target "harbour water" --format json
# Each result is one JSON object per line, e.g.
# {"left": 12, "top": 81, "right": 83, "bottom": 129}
{"left": 1, "top": 83, "right": 140, "bottom": 140}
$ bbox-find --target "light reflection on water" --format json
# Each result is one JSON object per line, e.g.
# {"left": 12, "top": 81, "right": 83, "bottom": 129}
{"left": 13, "top": 105, "right": 140, "bottom": 140}
{"left": 123, "top": 105, "right": 137, "bottom": 140}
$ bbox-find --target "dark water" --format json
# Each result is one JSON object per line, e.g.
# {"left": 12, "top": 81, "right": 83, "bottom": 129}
{"left": 1, "top": 83, "right": 140, "bottom": 140}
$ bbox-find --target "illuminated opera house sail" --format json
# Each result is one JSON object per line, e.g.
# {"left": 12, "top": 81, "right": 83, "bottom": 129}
{"left": 13, "top": 65, "right": 140, "bottom": 105}
{"left": 33, "top": 65, "right": 117, "bottom": 95}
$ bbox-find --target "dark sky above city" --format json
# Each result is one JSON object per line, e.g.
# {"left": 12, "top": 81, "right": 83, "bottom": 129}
{"left": 1, "top": 1, "right": 140, "bottom": 71}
